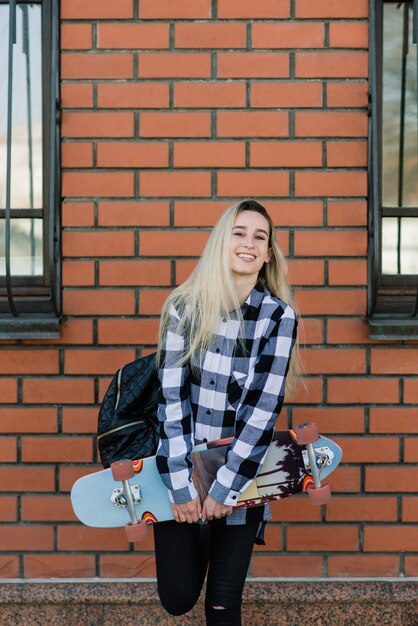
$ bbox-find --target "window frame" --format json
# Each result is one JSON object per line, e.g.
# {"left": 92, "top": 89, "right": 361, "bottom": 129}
{"left": 368, "top": 0, "right": 418, "bottom": 339}
{"left": 0, "top": 0, "right": 61, "bottom": 338}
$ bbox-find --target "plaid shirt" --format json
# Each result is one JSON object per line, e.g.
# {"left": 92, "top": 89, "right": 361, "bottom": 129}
{"left": 156, "top": 283, "right": 297, "bottom": 524}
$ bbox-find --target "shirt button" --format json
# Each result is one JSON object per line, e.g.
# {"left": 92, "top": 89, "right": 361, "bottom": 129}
{"left": 223, "top": 318, "right": 227, "bottom": 323}
{"left": 231, "top": 495, "right": 237, "bottom": 500}
{"left": 215, "top": 348, "right": 220, "bottom": 353}
{"left": 210, "top": 380, "right": 215, "bottom": 385}
{"left": 206, "top": 409, "right": 211, "bottom": 415}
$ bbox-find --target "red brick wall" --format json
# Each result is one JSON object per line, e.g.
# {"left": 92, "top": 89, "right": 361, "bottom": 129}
{"left": 1, "top": 0, "right": 417, "bottom": 579}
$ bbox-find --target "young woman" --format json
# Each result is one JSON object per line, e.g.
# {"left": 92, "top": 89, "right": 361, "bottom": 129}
{"left": 155, "top": 199, "right": 299, "bottom": 625}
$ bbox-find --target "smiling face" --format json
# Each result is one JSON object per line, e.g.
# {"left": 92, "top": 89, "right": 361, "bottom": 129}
{"left": 229, "top": 210, "right": 272, "bottom": 282}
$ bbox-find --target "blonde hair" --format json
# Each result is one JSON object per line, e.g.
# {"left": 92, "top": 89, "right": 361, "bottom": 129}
{"left": 156, "top": 200, "right": 301, "bottom": 398}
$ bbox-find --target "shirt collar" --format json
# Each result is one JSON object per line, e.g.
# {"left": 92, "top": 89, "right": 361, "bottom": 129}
{"left": 242, "top": 282, "right": 265, "bottom": 312}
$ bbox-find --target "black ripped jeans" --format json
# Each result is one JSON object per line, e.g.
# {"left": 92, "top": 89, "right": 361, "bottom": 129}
{"left": 153, "top": 520, "right": 258, "bottom": 626}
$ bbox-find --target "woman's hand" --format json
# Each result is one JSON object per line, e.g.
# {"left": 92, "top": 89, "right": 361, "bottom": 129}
{"left": 172, "top": 497, "right": 202, "bottom": 523}
{"left": 202, "top": 495, "right": 233, "bottom": 521}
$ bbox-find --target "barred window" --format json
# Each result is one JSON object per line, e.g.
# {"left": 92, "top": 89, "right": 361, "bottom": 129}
{"left": 0, "top": 0, "right": 60, "bottom": 338}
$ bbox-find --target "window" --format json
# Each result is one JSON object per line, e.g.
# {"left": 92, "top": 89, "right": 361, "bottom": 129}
{"left": 0, "top": 0, "right": 60, "bottom": 338}
{"left": 368, "top": 0, "right": 418, "bottom": 338}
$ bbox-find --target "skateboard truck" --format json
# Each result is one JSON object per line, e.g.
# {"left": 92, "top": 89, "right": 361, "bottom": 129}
{"left": 294, "top": 423, "right": 332, "bottom": 505}
{"left": 111, "top": 459, "right": 148, "bottom": 542}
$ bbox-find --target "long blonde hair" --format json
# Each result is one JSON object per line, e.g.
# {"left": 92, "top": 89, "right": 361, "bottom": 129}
{"left": 156, "top": 200, "right": 301, "bottom": 398}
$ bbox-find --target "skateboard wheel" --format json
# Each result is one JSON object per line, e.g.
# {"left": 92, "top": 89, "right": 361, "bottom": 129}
{"left": 294, "top": 422, "right": 319, "bottom": 445}
{"left": 307, "top": 483, "right": 331, "bottom": 505}
{"left": 125, "top": 520, "right": 148, "bottom": 543}
{"left": 111, "top": 459, "right": 134, "bottom": 481}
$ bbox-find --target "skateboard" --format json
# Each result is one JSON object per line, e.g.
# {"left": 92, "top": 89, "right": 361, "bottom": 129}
{"left": 71, "top": 423, "right": 342, "bottom": 542}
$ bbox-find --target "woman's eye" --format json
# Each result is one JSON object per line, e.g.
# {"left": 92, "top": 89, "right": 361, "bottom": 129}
{"left": 233, "top": 232, "right": 244, "bottom": 237}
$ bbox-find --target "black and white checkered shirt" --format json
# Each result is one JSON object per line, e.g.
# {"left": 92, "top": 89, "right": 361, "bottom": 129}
{"left": 156, "top": 282, "right": 297, "bottom": 526}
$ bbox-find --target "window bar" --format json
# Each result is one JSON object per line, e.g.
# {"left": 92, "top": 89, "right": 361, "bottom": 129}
{"left": 397, "top": 3, "right": 409, "bottom": 274}
{"left": 48, "top": 0, "right": 59, "bottom": 317}
{"left": 5, "top": 0, "right": 18, "bottom": 316}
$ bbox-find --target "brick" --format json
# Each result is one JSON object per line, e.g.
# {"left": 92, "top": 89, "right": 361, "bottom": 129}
{"left": 327, "top": 378, "right": 399, "bottom": 404}
{"left": 251, "top": 82, "right": 323, "bottom": 108}
{"left": 295, "top": 171, "right": 367, "bottom": 197}
{"left": 404, "top": 440, "right": 418, "bottom": 463}
{"left": 252, "top": 22, "right": 324, "bottom": 49}
{"left": 61, "top": 0, "right": 133, "bottom": 19}
{"left": 98, "top": 319, "right": 159, "bottom": 345}
{"left": 63, "top": 231, "right": 134, "bottom": 258}
{"left": 327, "top": 81, "right": 369, "bottom": 108}
{"left": 22, "top": 436, "right": 93, "bottom": 463}
{"left": 0, "top": 408, "right": 57, "bottom": 434}
{"left": 254, "top": 525, "right": 282, "bottom": 551}
{"left": 371, "top": 349, "right": 418, "bottom": 374}
{"left": 296, "top": 52, "right": 368, "bottom": 78}
{"left": 100, "top": 555, "right": 156, "bottom": 578}
{"left": 0, "top": 497, "right": 17, "bottom": 522}
{"left": 270, "top": 498, "right": 321, "bottom": 522}
{"left": 176, "top": 260, "right": 197, "bottom": 284}
{"left": 327, "top": 200, "right": 367, "bottom": 226}
{"left": 98, "top": 201, "right": 169, "bottom": 227}
{"left": 61, "top": 83, "right": 93, "bottom": 108}
{"left": 287, "top": 526, "right": 359, "bottom": 551}
{"left": 287, "top": 260, "right": 325, "bottom": 286}
{"left": 0, "top": 467, "right": 55, "bottom": 492}
{"left": 98, "top": 83, "right": 169, "bottom": 109}
{"left": 366, "top": 467, "right": 418, "bottom": 493}
{"left": 140, "top": 0, "right": 211, "bottom": 19}
{"left": 174, "top": 142, "right": 246, "bottom": 168}
{"left": 139, "top": 289, "right": 171, "bottom": 315}
{"left": 140, "top": 230, "right": 209, "bottom": 257}
{"left": 22, "top": 496, "right": 76, "bottom": 522}
{"left": 328, "top": 260, "right": 367, "bottom": 286}
{"left": 98, "top": 23, "right": 169, "bottom": 49}
{"left": 61, "top": 142, "right": 93, "bottom": 168}
{"left": 58, "top": 526, "right": 129, "bottom": 551}
{"left": 329, "top": 22, "right": 368, "bottom": 49}
{"left": 62, "top": 260, "right": 95, "bottom": 287}
{"left": 298, "top": 318, "right": 324, "bottom": 344}
{"left": 217, "top": 53, "right": 289, "bottom": 78}
{"left": 62, "top": 112, "right": 134, "bottom": 139}
{"left": 174, "top": 82, "right": 246, "bottom": 108}
{"left": 303, "top": 348, "right": 366, "bottom": 374}
{"left": 62, "top": 202, "right": 95, "bottom": 227}
{"left": 140, "top": 171, "right": 211, "bottom": 197}
{"left": 0, "top": 556, "right": 19, "bottom": 578}
{"left": 23, "top": 378, "right": 94, "bottom": 405}
{"left": 327, "top": 318, "right": 375, "bottom": 344}
{"left": 98, "top": 377, "right": 114, "bottom": 402}
{"left": 62, "top": 53, "right": 133, "bottom": 80}
{"left": 97, "top": 142, "right": 169, "bottom": 168}
{"left": 294, "top": 231, "right": 367, "bottom": 257}
{"left": 59, "top": 466, "right": 100, "bottom": 492}
{"left": 328, "top": 467, "right": 361, "bottom": 493}
{"left": 327, "top": 141, "right": 367, "bottom": 167}
{"left": 292, "top": 408, "right": 365, "bottom": 434}
{"left": 364, "top": 526, "right": 418, "bottom": 552}
{"left": 251, "top": 556, "right": 322, "bottom": 577}
{"left": 64, "top": 349, "right": 135, "bottom": 375}
{"left": 99, "top": 260, "right": 171, "bottom": 286}
{"left": 61, "top": 24, "right": 92, "bottom": 50}
{"left": 139, "top": 53, "right": 211, "bottom": 78}
{"left": 296, "top": 0, "right": 368, "bottom": 18}
{"left": 140, "top": 112, "right": 211, "bottom": 138}
{"left": 291, "top": 377, "right": 323, "bottom": 404}
{"left": 175, "top": 201, "right": 236, "bottom": 226}
{"left": 0, "top": 350, "right": 58, "bottom": 374}
{"left": 217, "top": 111, "right": 288, "bottom": 138}
{"left": 63, "top": 171, "right": 134, "bottom": 198}
{"left": 335, "top": 437, "right": 400, "bottom": 463}
{"left": 63, "top": 290, "right": 135, "bottom": 316}
{"left": 328, "top": 496, "right": 398, "bottom": 522}
{"left": 250, "top": 141, "right": 322, "bottom": 167}
{"left": 297, "top": 289, "right": 366, "bottom": 316}
{"left": 0, "top": 526, "right": 54, "bottom": 551}
{"left": 370, "top": 408, "right": 418, "bottom": 434}
{"left": 0, "top": 379, "right": 17, "bottom": 402}
{"left": 404, "top": 379, "right": 418, "bottom": 403}
{"left": 62, "top": 408, "right": 98, "bottom": 434}
{"left": 24, "top": 554, "right": 96, "bottom": 578}
{"left": 217, "top": 171, "right": 289, "bottom": 197}
{"left": 328, "top": 555, "right": 400, "bottom": 577}
{"left": 24, "top": 319, "right": 94, "bottom": 346}
{"left": 175, "top": 23, "right": 246, "bottom": 48}
{"left": 0, "top": 437, "right": 17, "bottom": 462}
{"left": 295, "top": 112, "right": 367, "bottom": 138}
{"left": 406, "top": 556, "right": 418, "bottom": 576}
{"left": 403, "top": 497, "right": 418, "bottom": 522}
{"left": 218, "top": 0, "right": 289, "bottom": 18}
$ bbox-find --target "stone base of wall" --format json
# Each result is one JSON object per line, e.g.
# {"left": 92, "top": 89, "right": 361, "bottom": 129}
{"left": 0, "top": 579, "right": 416, "bottom": 625}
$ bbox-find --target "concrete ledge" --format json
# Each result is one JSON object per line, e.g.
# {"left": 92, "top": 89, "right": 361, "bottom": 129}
{"left": 0, "top": 579, "right": 417, "bottom": 625}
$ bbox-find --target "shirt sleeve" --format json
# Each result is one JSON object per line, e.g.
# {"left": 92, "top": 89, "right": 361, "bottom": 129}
{"left": 155, "top": 304, "right": 198, "bottom": 504}
{"left": 209, "top": 304, "right": 298, "bottom": 506}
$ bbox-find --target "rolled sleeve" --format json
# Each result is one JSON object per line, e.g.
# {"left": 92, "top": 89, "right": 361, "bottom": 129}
{"left": 209, "top": 305, "right": 298, "bottom": 505}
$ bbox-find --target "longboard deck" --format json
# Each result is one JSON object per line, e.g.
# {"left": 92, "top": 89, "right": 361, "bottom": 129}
{"left": 71, "top": 430, "right": 342, "bottom": 529}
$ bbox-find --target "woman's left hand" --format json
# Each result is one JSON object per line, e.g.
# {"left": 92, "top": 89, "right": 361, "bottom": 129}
{"left": 202, "top": 495, "right": 233, "bottom": 521}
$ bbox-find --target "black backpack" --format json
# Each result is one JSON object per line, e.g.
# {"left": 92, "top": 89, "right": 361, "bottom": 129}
{"left": 97, "top": 352, "right": 160, "bottom": 468}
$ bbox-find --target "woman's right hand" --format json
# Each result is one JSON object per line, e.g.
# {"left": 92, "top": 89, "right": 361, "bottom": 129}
{"left": 172, "top": 497, "right": 202, "bottom": 523}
